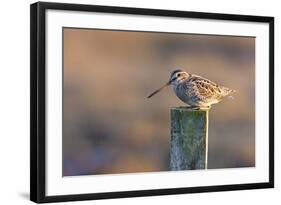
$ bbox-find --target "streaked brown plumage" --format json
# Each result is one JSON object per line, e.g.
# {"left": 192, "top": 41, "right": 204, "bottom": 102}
{"left": 147, "top": 69, "right": 236, "bottom": 108}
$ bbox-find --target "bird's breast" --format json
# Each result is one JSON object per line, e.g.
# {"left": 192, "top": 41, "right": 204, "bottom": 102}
{"left": 173, "top": 83, "right": 193, "bottom": 105}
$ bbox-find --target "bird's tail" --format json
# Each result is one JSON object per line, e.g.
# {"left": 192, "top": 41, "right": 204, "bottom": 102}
{"left": 227, "top": 89, "right": 237, "bottom": 100}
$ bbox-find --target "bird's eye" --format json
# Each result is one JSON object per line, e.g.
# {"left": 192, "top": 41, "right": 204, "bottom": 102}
{"left": 177, "top": 73, "right": 181, "bottom": 77}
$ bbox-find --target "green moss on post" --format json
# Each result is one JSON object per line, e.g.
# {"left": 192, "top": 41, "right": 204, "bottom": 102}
{"left": 170, "top": 107, "right": 209, "bottom": 170}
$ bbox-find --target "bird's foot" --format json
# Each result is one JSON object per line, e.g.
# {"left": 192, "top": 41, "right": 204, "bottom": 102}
{"left": 188, "top": 106, "right": 201, "bottom": 110}
{"left": 186, "top": 105, "right": 211, "bottom": 110}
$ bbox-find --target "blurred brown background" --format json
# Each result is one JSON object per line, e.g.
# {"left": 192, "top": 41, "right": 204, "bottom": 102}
{"left": 63, "top": 28, "right": 255, "bottom": 176}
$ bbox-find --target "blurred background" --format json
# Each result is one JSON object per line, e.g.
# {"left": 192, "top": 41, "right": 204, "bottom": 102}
{"left": 63, "top": 28, "right": 255, "bottom": 176}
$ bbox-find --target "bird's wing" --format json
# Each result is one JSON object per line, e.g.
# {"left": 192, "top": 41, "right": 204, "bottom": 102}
{"left": 187, "top": 75, "right": 223, "bottom": 100}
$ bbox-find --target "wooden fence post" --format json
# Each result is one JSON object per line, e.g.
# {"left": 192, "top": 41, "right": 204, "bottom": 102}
{"left": 170, "top": 107, "right": 209, "bottom": 170}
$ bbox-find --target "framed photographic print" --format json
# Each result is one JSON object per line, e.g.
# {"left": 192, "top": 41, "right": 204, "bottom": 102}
{"left": 30, "top": 1, "right": 274, "bottom": 203}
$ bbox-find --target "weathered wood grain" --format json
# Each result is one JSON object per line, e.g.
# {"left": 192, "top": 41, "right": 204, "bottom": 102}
{"left": 170, "top": 107, "right": 209, "bottom": 170}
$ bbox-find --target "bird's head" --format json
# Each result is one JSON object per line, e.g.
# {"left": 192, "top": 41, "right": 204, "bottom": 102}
{"left": 169, "top": 69, "right": 190, "bottom": 86}
{"left": 147, "top": 69, "right": 190, "bottom": 98}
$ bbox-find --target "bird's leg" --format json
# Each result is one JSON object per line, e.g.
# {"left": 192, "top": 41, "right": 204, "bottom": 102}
{"left": 187, "top": 106, "right": 201, "bottom": 110}
{"left": 186, "top": 105, "right": 211, "bottom": 110}
{"left": 201, "top": 105, "right": 211, "bottom": 110}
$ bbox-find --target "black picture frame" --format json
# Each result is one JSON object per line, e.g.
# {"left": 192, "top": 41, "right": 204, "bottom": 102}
{"left": 30, "top": 1, "right": 274, "bottom": 203}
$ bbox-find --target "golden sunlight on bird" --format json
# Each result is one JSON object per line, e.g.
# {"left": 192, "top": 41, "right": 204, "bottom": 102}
{"left": 148, "top": 69, "right": 236, "bottom": 109}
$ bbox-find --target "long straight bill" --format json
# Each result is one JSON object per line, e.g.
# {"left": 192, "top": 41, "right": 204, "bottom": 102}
{"left": 147, "top": 82, "right": 170, "bottom": 98}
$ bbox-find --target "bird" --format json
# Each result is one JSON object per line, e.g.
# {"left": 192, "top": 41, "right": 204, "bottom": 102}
{"left": 147, "top": 69, "right": 236, "bottom": 109}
